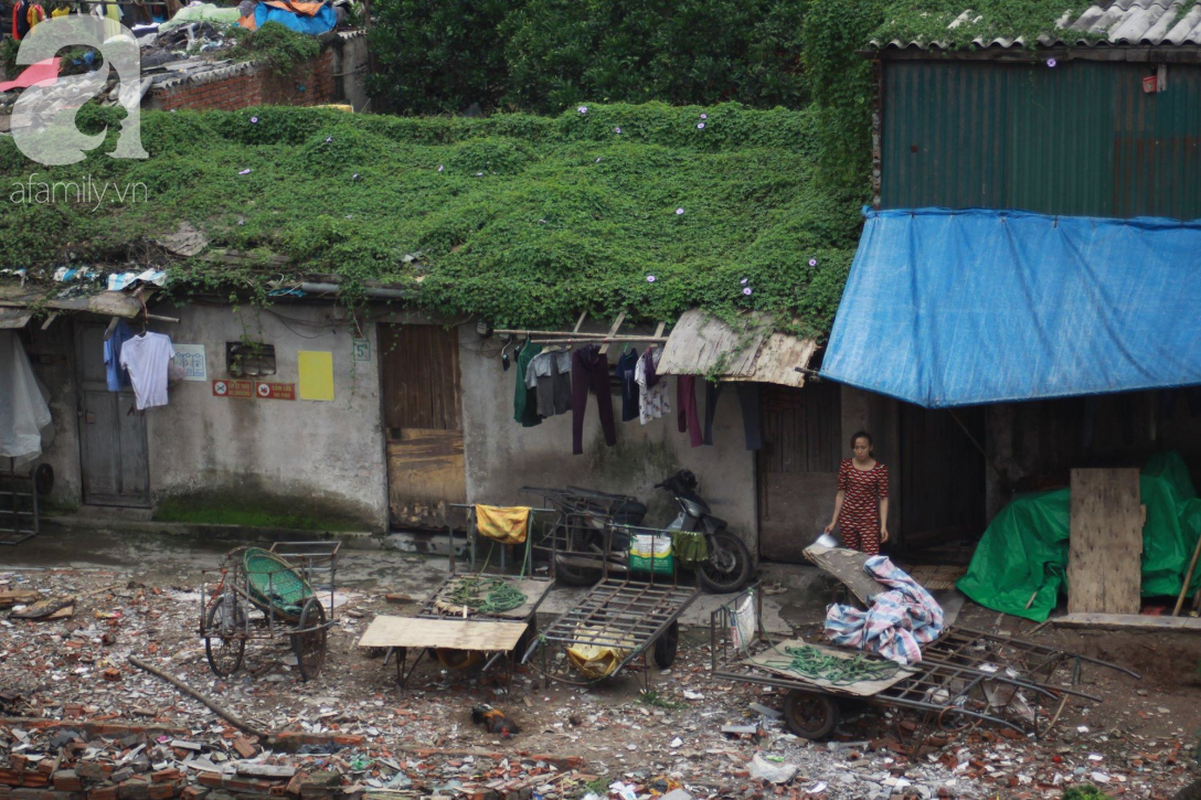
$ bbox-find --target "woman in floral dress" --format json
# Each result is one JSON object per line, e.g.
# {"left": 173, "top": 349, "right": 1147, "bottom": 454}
{"left": 823, "top": 431, "right": 890, "bottom": 555}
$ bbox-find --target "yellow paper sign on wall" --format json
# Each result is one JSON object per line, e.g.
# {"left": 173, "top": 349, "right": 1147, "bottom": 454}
{"left": 298, "top": 351, "right": 334, "bottom": 401}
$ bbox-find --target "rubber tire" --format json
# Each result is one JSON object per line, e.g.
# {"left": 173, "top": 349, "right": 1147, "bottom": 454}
{"left": 515, "top": 618, "right": 539, "bottom": 664}
{"left": 291, "top": 597, "right": 327, "bottom": 681}
{"left": 783, "top": 689, "right": 839, "bottom": 740}
{"left": 554, "top": 526, "right": 604, "bottom": 586}
{"left": 204, "top": 595, "right": 245, "bottom": 678}
{"left": 696, "top": 531, "right": 754, "bottom": 594}
{"left": 653, "top": 620, "right": 679, "bottom": 668}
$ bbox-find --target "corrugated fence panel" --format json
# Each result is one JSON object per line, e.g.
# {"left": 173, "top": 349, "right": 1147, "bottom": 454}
{"left": 881, "top": 60, "right": 1201, "bottom": 219}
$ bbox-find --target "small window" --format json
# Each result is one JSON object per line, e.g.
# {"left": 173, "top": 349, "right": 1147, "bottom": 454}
{"left": 226, "top": 341, "right": 276, "bottom": 378}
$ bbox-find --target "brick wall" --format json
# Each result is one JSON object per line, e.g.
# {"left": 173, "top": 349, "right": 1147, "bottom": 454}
{"left": 149, "top": 51, "right": 336, "bottom": 112}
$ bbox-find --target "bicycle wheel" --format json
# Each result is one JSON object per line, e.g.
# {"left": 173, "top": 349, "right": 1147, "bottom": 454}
{"left": 204, "top": 595, "right": 246, "bottom": 677}
{"left": 291, "top": 597, "right": 327, "bottom": 681}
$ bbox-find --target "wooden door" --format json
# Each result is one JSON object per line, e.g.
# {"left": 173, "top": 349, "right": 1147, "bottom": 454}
{"left": 379, "top": 323, "right": 466, "bottom": 530}
{"left": 898, "top": 405, "right": 985, "bottom": 547}
{"left": 757, "top": 381, "right": 841, "bottom": 563}
{"left": 75, "top": 323, "right": 150, "bottom": 507}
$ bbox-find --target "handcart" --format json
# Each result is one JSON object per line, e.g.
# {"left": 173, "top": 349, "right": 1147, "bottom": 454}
{"left": 521, "top": 485, "right": 646, "bottom": 584}
{"left": 199, "top": 541, "right": 340, "bottom": 681}
{"left": 358, "top": 504, "right": 556, "bottom": 689}
{"left": 711, "top": 588, "right": 1139, "bottom": 744}
{"left": 525, "top": 522, "right": 701, "bottom": 688}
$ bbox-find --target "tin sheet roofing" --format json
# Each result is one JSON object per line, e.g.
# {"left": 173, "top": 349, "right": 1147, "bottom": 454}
{"left": 872, "top": 0, "right": 1201, "bottom": 51}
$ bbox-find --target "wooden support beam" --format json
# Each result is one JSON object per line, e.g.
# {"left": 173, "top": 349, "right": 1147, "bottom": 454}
{"left": 598, "top": 311, "right": 626, "bottom": 356}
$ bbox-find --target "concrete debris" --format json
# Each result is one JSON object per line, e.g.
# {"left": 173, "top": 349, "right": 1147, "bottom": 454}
{"left": 1, "top": 552, "right": 1199, "bottom": 800}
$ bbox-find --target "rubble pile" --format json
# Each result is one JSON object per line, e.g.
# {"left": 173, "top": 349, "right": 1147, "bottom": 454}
{"left": 2, "top": 566, "right": 1198, "bottom": 799}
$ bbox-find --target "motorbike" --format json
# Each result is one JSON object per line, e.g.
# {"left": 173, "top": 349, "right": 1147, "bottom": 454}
{"left": 538, "top": 470, "right": 754, "bottom": 593}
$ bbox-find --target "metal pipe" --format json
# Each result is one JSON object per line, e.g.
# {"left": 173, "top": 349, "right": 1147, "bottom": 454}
{"left": 295, "top": 282, "right": 415, "bottom": 300}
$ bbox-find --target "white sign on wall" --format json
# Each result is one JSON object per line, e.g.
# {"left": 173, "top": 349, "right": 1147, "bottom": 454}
{"left": 173, "top": 344, "right": 208, "bottom": 382}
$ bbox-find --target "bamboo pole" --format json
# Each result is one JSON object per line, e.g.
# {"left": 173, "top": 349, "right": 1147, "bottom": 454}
{"left": 1172, "top": 533, "right": 1201, "bottom": 616}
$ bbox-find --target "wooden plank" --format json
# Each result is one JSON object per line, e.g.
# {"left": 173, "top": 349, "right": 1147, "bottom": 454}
{"left": 1054, "top": 612, "right": 1201, "bottom": 631}
{"left": 357, "top": 616, "right": 528, "bottom": 650}
{"left": 385, "top": 430, "right": 466, "bottom": 529}
{"left": 802, "top": 544, "right": 887, "bottom": 604}
{"left": 1068, "top": 468, "right": 1142, "bottom": 615}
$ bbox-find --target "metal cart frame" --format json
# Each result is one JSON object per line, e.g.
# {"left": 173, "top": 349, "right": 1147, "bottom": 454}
{"left": 526, "top": 521, "right": 700, "bottom": 689}
{"left": 0, "top": 459, "right": 38, "bottom": 546}
{"left": 375, "top": 504, "right": 557, "bottom": 689}
{"left": 199, "top": 541, "right": 340, "bottom": 681}
{"left": 711, "top": 588, "right": 1138, "bottom": 745}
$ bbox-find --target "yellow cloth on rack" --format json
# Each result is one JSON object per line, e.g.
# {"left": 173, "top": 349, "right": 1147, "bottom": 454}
{"left": 474, "top": 504, "right": 530, "bottom": 545}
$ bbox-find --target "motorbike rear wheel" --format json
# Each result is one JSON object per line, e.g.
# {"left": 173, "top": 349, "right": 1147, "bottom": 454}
{"left": 553, "top": 526, "right": 604, "bottom": 586}
{"left": 696, "top": 531, "right": 753, "bottom": 593}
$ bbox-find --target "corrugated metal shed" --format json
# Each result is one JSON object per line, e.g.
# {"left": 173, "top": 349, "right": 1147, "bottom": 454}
{"left": 657, "top": 309, "right": 818, "bottom": 388}
{"left": 880, "top": 59, "right": 1201, "bottom": 218}
{"left": 872, "top": 0, "right": 1201, "bottom": 51}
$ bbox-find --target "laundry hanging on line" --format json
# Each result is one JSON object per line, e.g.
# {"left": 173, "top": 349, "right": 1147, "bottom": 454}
{"left": 571, "top": 344, "right": 617, "bottom": 455}
{"left": 119, "top": 331, "right": 175, "bottom": 410}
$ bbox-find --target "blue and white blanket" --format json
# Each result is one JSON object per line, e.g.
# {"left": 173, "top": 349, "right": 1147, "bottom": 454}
{"left": 824, "top": 556, "right": 944, "bottom": 666}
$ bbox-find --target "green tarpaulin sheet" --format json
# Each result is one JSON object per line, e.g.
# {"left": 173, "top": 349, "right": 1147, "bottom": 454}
{"left": 957, "top": 451, "right": 1201, "bottom": 622}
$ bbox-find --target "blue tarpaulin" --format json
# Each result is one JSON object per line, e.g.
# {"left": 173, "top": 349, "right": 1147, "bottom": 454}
{"left": 253, "top": 2, "right": 336, "bottom": 35}
{"left": 821, "top": 207, "right": 1201, "bottom": 408}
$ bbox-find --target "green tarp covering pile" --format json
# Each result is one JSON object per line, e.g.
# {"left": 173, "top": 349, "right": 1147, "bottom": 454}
{"left": 957, "top": 452, "right": 1201, "bottom": 622}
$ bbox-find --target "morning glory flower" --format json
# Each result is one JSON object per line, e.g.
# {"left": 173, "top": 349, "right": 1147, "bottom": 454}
{"left": 675, "top": 208, "right": 685, "bottom": 215}
{"left": 437, "top": 165, "right": 444, "bottom": 172}
{"left": 239, "top": 169, "right": 251, "bottom": 175}
{"left": 614, "top": 127, "right": 622, "bottom": 134}
{"left": 1047, "top": 58, "right": 1057, "bottom": 68}
{"left": 578, "top": 106, "right": 588, "bottom": 114}
{"left": 700, "top": 113, "right": 708, "bottom": 120}
{"left": 697, "top": 122, "right": 705, "bottom": 129}
{"left": 647, "top": 275, "right": 656, "bottom": 283}
{"left": 741, "top": 278, "right": 748, "bottom": 285}
{"left": 743, "top": 287, "right": 752, "bottom": 296}
{"left": 809, "top": 258, "right": 818, "bottom": 267}
{"left": 250, "top": 117, "right": 258, "bottom": 123}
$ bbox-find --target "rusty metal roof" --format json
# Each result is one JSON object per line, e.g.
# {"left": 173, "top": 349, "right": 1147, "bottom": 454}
{"left": 872, "top": 0, "right": 1201, "bottom": 51}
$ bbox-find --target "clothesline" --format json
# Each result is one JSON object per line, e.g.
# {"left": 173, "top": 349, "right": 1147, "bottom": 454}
{"left": 528, "top": 337, "right": 668, "bottom": 346}
{"left": 492, "top": 328, "right": 668, "bottom": 343}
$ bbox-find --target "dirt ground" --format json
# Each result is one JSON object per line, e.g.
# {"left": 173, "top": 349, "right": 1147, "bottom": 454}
{"left": 1, "top": 529, "right": 1199, "bottom": 799}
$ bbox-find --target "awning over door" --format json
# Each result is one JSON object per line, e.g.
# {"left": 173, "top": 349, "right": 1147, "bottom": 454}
{"left": 821, "top": 207, "right": 1201, "bottom": 408}
{"left": 658, "top": 309, "right": 817, "bottom": 388}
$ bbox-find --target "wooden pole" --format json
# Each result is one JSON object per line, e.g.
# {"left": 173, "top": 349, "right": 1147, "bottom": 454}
{"left": 129, "top": 656, "right": 271, "bottom": 739}
{"left": 1172, "top": 532, "right": 1201, "bottom": 616}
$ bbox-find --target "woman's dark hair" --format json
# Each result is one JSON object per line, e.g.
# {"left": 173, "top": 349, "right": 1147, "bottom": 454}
{"left": 850, "top": 430, "right": 873, "bottom": 448}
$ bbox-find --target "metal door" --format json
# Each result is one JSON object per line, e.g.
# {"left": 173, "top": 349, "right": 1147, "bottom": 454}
{"left": 76, "top": 323, "right": 150, "bottom": 507}
{"left": 757, "top": 382, "right": 841, "bottom": 563}
{"left": 378, "top": 323, "right": 466, "bottom": 530}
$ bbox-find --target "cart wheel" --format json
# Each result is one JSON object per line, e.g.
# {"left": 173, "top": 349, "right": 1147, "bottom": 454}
{"left": 204, "top": 595, "right": 246, "bottom": 678}
{"left": 515, "top": 619, "right": 538, "bottom": 664}
{"left": 783, "top": 689, "right": 839, "bottom": 739}
{"left": 291, "top": 597, "right": 327, "bottom": 681}
{"left": 653, "top": 620, "right": 679, "bottom": 668}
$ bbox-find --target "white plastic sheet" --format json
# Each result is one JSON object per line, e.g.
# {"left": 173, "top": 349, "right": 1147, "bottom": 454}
{"left": 0, "top": 331, "right": 52, "bottom": 460}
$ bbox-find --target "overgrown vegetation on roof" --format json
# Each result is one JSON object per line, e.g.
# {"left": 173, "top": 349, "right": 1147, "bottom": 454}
{"left": 0, "top": 103, "right": 861, "bottom": 337}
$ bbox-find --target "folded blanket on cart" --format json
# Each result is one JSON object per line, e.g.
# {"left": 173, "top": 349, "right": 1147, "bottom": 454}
{"left": 824, "top": 556, "right": 944, "bottom": 666}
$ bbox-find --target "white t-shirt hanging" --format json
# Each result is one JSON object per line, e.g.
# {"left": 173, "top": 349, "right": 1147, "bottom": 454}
{"left": 119, "top": 332, "right": 175, "bottom": 410}
{"left": 634, "top": 347, "right": 670, "bottom": 424}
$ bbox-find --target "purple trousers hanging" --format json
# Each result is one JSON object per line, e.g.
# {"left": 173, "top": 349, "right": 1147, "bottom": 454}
{"left": 572, "top": 344, "right": 617, "bottom": 455}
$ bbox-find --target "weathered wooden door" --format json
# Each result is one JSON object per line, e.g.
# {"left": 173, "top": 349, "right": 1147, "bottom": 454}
{"left": 1067, "top": 468, "right": 1142, "bottom": 615}
{"left": 898, "top": 405, "right": 985, "bottom": 547}
{"left": 378, "top": 323, "right": 466, "bottom": 530}
{"left": 757, "top": 382, "right": 841, "bottom": 563}
{"left": 75, "top": 322, "right": 150, "bottom": 507}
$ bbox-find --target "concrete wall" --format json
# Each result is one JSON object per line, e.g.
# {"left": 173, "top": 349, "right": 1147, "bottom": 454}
{"left": 455, "top": 325, "right": 761, "bottom": 554}
{"left": 146, "top": 303, "right": 387, "bottom": 528}
{"left": 333, "top": 31, "right": 371, "bottom": 111}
